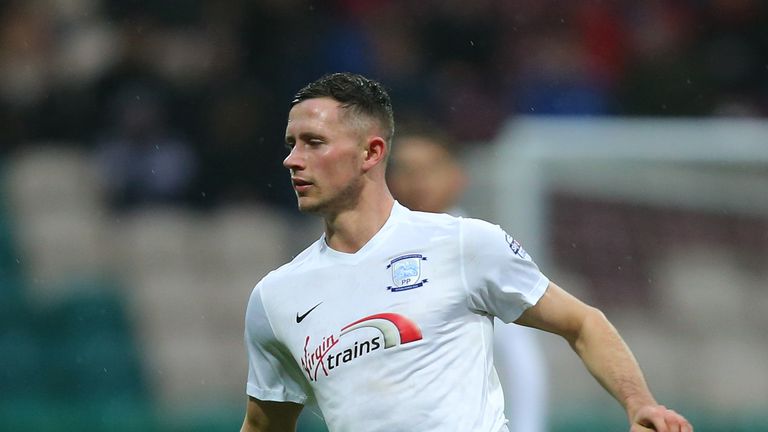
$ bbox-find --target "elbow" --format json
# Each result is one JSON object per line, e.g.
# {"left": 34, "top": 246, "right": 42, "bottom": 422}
{"left": 568, "top": 305, "right": 609, "bottom": 354}
{"left": 241, "top": 417, "right": 261, "bottom": 432}
{"left": 584, "top": 305, "right": 608, "bottom": 324}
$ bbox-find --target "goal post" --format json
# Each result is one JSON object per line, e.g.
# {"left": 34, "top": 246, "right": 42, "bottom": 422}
{"left": 464, "top": 116, "right": 768, "bottom": 268}
{"left": 462, "top": 117, "right": 768, "bottom": 427}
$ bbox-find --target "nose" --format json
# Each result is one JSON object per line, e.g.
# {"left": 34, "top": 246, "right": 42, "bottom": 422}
{"left": 283, "top": 145, "right": 304, "bottom": 171}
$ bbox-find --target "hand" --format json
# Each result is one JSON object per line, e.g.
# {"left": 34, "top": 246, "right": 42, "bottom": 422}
{"left": 630, "top": 404, "right": 693, "bottom": 432}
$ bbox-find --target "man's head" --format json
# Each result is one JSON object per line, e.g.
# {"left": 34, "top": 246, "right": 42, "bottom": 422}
{"left": 291, "top": 72, "right": 395, "bottom": 147}
{"left": 388, "top": 126, "right": 467, "bottom": 213}
{"left": 284, "top": 73, "right": 395, "bottom": 214}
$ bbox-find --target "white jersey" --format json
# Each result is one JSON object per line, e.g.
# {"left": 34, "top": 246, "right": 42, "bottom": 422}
{"left": 245, "top": 202, "right": 549, "bottom": 432}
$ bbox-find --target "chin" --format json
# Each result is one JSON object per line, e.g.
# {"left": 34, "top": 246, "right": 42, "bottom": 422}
{"left": 296, "top": 198, "right": 323, "bottom": 214}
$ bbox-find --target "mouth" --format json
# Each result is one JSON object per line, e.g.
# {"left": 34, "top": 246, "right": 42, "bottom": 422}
{"left": 291, "top": 177, "right": 313, "bottom": 193}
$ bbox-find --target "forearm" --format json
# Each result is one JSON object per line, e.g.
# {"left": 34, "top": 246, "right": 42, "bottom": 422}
{"left": 241, "top": 414, "right": 297, "bottom": 432}
{"left": 241, "top": 397, "right": 301, "bottom": 432}
{"left": 568, "top": 307, "right": 656, "bottom": 419}
{"left": 518, "top": 283, "right": 692, "bottom": 430}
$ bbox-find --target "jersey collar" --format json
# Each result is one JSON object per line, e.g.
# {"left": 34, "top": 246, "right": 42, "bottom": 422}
{"left": 318, "top": 201, "right": 407, "bottom": 263}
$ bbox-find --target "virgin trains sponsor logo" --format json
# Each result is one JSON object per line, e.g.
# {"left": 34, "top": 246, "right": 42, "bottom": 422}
{"left": 300, "top": 313, "right": 422, "bottom": 381}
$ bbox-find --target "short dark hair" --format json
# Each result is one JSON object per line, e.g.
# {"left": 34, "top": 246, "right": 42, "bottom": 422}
{"left": 291, "top": 72, "right": 395, "bottom": 144}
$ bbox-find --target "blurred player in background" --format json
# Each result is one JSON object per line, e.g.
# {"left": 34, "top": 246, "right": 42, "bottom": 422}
{"left": 387, "top": 126, "right": 548, "bottom": 432}
{"left": 241, "top": 72, "right": 693, "bottom": 432}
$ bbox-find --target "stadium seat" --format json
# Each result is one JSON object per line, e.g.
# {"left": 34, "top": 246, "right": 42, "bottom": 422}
{"left": 688, "top": 338, "right": 768, "bottom": 410}
{"left": 118, "top": 204, "right": 297, "bottom": 412}
{"left": 206, "top": 204, "right": 291, "bottom": 275}
{"left": 13, "top": 212, "right": 110, "bottom": 298}
{"left": 651, "top": 245, "right": 752, "bottom": 337}
{"left": 0, "top": 313, "right": 45, "bottom": 400}
{"left": 112, "top": 207, "right": 203, "bottom": 279}
{"left": 0, "top": 162, "right": 22, "bottom": 289}
{"left": 39, "top": 281, "right": 147, "bottom": 400}
{"left": 4, "top": 146, "right": 103, "bottom": 220}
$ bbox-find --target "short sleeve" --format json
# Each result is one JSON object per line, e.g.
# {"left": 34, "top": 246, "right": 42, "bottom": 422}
{"left": 244, "top": 282, "right": 310, "bottom": 404}
{"left": 460, "top": 218, "right": 549, "bottom": 323}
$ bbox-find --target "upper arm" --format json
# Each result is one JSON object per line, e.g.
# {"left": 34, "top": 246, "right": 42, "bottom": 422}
{"left": 514, "top": 281, "right": 598, "bottom": 343}
{"left": 241, "top": 396, "right": 303, "bottom": 432}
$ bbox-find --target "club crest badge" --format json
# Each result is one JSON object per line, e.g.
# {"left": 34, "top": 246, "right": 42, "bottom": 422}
{"left": 386, "top": 254, "right": 428, "bottom": 292}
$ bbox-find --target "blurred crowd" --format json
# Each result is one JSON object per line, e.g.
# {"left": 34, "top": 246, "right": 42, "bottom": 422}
{"left": 2, "top": 0, "right": 767, "bottom": 211}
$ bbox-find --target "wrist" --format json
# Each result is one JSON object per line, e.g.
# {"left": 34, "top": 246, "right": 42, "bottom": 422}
{"left": 625, "top": 395, "right": 658, "bottom": 420}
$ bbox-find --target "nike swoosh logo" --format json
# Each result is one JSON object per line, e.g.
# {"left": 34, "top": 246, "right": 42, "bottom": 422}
{"left": 296, "top": 302, "right": 322, "bottom": 323}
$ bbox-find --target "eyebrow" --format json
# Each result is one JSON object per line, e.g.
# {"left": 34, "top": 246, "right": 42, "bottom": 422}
{"left": 299, "top": 132, "right": 327, "bottom": 142}
{"left": 285, "top": 131, "right": 327, "bottom": 146}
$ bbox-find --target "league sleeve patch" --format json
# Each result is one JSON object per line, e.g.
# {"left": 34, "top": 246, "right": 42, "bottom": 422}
{"left": 504, "top": 233, "right": 529, "bottom": 259}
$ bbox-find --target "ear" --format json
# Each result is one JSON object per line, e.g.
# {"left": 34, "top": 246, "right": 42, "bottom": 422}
{"left": 449, "top": 163, "right": 468, "bottom": 200}
{"left": 361, "top": 136, "right": 388, "bottom": 172}
{"left": 453, "top": 160, "right": 468, "bottom": 187}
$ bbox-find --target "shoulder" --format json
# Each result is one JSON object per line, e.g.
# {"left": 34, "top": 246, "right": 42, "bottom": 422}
{"left": 246, "top": 243, "right": 317, "bottom": 320}
{"left": 459, "top": 217, "right": 510, "bottom": 242}
{"left": 459, "top": 216, "right": 502, "bottom": 232}
{"left": 460, "top": 217, "right": 535, "bottom": 265}
{"left": 398, "top": 206, "right": 501, "bottom": 237}
{"left": 399, "top": 207, "right": 461, "bottom": 232}
{"left": 395, "top": 208, "right": 507, "bottom": 247}
{"left": 458, "top": 217, "right": 528, "bottom": 257}
{"left": 260, "top": 238, "right": 321, "bottom": 285}
{"left": 247, "top": 238, "right": 322, "bottom": 314}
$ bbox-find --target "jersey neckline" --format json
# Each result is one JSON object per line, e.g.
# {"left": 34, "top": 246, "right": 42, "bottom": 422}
{"left": 318, "top": 201, "right": 406, "bottom": 263}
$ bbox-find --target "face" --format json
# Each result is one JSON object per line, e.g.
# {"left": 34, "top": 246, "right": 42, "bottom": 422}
{"left": 388, "top": 136, "right": 465, "bottom": 213}
{"left": 283, "top": 97, "right": 367, "bottom": 214}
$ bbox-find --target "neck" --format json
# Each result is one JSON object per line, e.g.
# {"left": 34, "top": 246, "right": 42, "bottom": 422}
{"left": 323, "top": 185, "right": 395, "bottom": 254}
